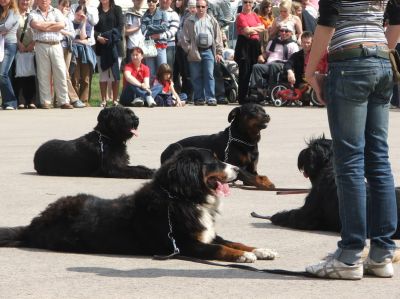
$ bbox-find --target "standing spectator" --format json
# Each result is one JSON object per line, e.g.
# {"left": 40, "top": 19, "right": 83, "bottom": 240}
{"left": 58, "top": 0, "right": 85, "bottom": 108}
{"left": 172, "top": 0, "right": 193, "bottom": 101}
{"left": 141, "top": 0, "right": 168, "bottom": 82}
{"left": 125, "top": 0, "right": 144, "bottom": 63}
{"left": 71, "top": 4, "right": 97, "bottom": 106}
{"left": 234, "top": 0, "right": 264, "bottom": 104}
{"left": 256, "top": 0, "right": 274, "bottom": 55}
{"left": 119, "top": 46, "right": 156, "bottom": 107}
{"left": 94, "top": 0, "right": 123, "bottom": 107}
{"left": 269, "top": 0, "right": 302, "bottom": 41}
{"left": 181, "top": 0, "right": 223, "bottom": 106}
{"left": 159, "top": 0, "right": 180, "bottom": 70}
{"left": 69, "top": 0, "right": 98, "bottom": 102}
{"left": 30, "top": 0, "right": 73, "bottom": 109}
{"left": 305, "top": 0, "right": 400, "bottom": 280}
{"left": 0, "top": 0, "right": 20, "bottom": 110}
{"left": 13, "top": 0, "right": 37, "bottom": 109}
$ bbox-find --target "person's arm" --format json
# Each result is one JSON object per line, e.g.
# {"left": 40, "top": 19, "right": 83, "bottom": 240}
{"left": 86, "top": 6, "right": 99, "bottom": 26}
{"left": 170, "top": 82, "right": 183, "bottom": 106}
{"left": 0, "top": 10, "right": 19, "bottom": 33}
{"left": 125, "top": 14, "right": 141, "bottom": 36}
{"left": 124, "top": 69, "right": 143, "bottom": 87}
{"left": 31, "top": 20, "right": 65, "bottom": 32}
{"left": 284, "top": 52, "right": 297, "bottom": 85}
{"left": 159, "top": 10, "right": 179, "bottom": 41}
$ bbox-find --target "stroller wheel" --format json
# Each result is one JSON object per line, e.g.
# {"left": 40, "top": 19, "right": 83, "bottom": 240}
{"left": 228, "top": 88, "right": 237, "bottom": 103}
{"left": 270, "top": 84, "right": 289, "bottom": 106}
{"left": 310, "top": 89, "right": 324, "bottom": 107}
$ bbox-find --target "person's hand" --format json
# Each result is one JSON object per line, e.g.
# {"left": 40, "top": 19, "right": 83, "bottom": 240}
{"left": 287, "top": 70, "right": 296, "bottom": 85}
{"left": 175, "top": 99, "right": 184, "bottom": 107}
{"left": 97, "top": 36, "right": 108, "bottom": 44}
{"left": 215, "top": 54, "right": 222, "bottom": 63}
{"left": 257, "top": 54, "right": 265, "bottom": 64}
{"left": 150, "top": 33, "right": 160, "bottom": 40}
{"left": 305, "top": 71, "right": 326, "bottom": 105}
{"left": 18, "top": 43, "right": 26, "bottom": 52}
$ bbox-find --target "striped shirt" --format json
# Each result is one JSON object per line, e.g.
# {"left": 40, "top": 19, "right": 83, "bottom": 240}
{"left": 29, "top": 6, "right": 65, "bottom": 42}
{"left": 159, "top": 8, "right": 180, "bottom": 46}
{"left": 318, "top": 0, "right": 399, "bottom": 51}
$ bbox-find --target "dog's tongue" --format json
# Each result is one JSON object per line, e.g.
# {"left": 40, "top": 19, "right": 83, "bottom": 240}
{"left": 131, "top": 129, "right": 138, "bottom": 137}
{"left": 216, "top": 181, "right": 230, "bottom": 197}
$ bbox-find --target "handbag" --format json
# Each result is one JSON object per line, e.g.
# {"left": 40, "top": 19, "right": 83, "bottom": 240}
{"left": 140, "top": 39, "right": 158, "bottom": 58}
{"left": 15, "top": 51, "right": 36, "bottom": 77}
{"left": 389, "top": 49, "right": 400, "bottom": 83}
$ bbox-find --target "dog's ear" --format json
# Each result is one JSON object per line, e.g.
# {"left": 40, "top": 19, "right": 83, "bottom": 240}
{"left": 228, "top": 106, "right": 241, "bottom": 123}
{"left": 97, "top": 107, "right": 110, "bottom": 123}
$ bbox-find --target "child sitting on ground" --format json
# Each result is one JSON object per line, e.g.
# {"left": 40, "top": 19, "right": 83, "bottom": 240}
{"left": 152, "top": 64, "right": 187, "bottom": 107}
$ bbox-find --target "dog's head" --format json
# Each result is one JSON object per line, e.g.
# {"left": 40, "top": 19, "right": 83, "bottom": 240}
{"left": 298, "top": 136, "right": 333, "bottom": 182}
{"left": 155, "top": 148, "right": 239, "bottom": 202}
{"left": 94, "top": 107, "right": 139, "bottom": 143}
{"left": 227, "top": 103, "right": 270, "bottom": 143}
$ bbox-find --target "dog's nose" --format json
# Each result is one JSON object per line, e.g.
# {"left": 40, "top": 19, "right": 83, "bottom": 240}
{"left": 265, "top": 114, "right": 271, "bottom": 123}
{"left": 232, "top": 165, "right": 240, "bottom": 174}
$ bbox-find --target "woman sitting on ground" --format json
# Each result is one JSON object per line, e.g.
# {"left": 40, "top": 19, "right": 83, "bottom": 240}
{"left": 119, "top": 47, "right": 156, "bottom": 108}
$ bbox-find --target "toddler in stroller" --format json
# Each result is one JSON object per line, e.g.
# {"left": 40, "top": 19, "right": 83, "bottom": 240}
{"left": 220, "top": 49, "right": 239, "bottom": 103}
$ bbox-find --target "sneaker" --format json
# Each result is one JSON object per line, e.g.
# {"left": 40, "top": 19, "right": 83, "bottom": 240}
{"left": 131, "top": 98, "right": 144, "bottom": 107}
{"left": 4, "top": 106, "right": 15, "bottom": 110}
{"left": 194, "top": 99, "right": 206, "bottom": 106}
{"left": 145, "top": 96, "right": 157, "bottom": 108}
{"left": 28, "top": 104, "right": 37, "bottom": 109}
{"left": 60, "top": 103, "right": 74, "bottom": 109}
{"left": 18, "top": 104, "right": 25, "bottom": 109}
{"left": 207, "top": 98, "right": 217, "bottom": 106}
{"left": 305, "top": 257, "right": 363, "bottom": 280}
{"left": 41, "top": 103, "right": 51, "bottom": 109}
{"left": 363, "top": 257, "right": 393, "bottom": 278}
{"left": 72, "top": 100, "right": 86, "bottom": 108}
{"left": 217, "top": 98, "right": 229, "bottom": 105}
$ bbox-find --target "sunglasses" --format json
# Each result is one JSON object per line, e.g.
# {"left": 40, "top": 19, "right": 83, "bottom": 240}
{"left": 147, "top": 0, "right": 157, "bottom": 3}
{"left": 280, "top": 29, "right": 291, "bottom": 33}
{"left": 196, "top": 5, "right": 206, "bottom": 8}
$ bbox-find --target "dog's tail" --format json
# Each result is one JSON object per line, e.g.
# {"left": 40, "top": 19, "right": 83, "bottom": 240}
{"left": 0, "top": 226, "right": 26, "bottom": 247}
{"left": 160, "top": 143, "right": 183, "bottom": 164}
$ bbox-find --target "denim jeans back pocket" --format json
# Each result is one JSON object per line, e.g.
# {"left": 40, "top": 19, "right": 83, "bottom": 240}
{"left": 329, "top": 68, "right": 376, "bottom": 104}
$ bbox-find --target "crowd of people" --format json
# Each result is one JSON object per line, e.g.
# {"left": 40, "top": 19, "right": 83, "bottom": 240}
{"left": 0, "top": 0, "right": 398, "bottom": 110}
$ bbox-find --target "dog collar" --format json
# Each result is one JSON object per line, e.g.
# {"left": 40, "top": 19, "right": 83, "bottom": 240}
{"left": 224, "top": 126, "right": 256, "bottom": 162}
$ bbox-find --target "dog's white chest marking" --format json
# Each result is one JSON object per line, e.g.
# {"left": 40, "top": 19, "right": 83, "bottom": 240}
{"left": 198, "top": 195, "right": 219, "bottom": 243}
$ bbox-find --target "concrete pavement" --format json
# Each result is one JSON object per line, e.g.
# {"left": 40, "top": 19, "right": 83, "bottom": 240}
{"left": 0, "top": 105, "right": 399, "bottom": 298}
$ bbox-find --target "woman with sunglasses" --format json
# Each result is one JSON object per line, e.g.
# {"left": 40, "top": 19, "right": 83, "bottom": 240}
{"left": 234, "top": 0, "right": 264, "bottom": 104}
{"left": 304, "top": 0, "right": 400, "bottom": 280}
{"left": 141, "top": 0, "right": 168, "bottom": 85}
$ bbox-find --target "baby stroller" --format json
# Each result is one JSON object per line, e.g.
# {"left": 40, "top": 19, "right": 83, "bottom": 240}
{"left": 219, "top": 59, "right": 239, "bottom": 103}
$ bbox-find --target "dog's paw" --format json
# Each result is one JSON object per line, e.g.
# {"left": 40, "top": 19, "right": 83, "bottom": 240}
{"left": 252, "top": 248, "right": 279, "bottom": 260}
{"left": 256, "top": 176, "right": 275, "bottom": 190}
{"left": 236, "top": 252, "right": 257, "bottom": 263}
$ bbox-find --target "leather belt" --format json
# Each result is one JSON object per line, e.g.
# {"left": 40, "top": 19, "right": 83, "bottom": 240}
{"left": 328, "top": 44, "right": 389, "bottom": 62}
{"left": 198, "top": 46, "right": 212, "bottom": 52}
{"left": 36, "top": 40, "right": 60, "bottom": 45}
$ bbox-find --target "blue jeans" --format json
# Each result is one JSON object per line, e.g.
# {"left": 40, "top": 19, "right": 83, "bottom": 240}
{"left": 120, "top": 84, "right": 151, "bottom": 106}
{"left": 144, "top": 47, "right": 167, "bottom": 82}
{"left": 188, "top": 49, "right": 215, "bottom": 101}
{"left": 325, "top": 57, "right": 397, "bottom": 264}
{"left": 1, "top": 43, "right": 17, "bottom": 108}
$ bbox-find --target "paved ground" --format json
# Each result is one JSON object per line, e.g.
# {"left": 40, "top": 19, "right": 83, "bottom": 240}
{"left": 0, "top": 105, "right": 400, "bottom": 299}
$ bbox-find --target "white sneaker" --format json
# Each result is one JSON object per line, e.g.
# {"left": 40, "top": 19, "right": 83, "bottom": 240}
{"left": 131, "top": 97, "right": 144, "bottom": 107}
{"left": 306, "top": 257, "right": 363, "bottom": 280}
{"left": 145, "top": 96, "right": 157, "bottom": 108}
{"left": 363, "top": 257, "right": 394, "bottom": 278}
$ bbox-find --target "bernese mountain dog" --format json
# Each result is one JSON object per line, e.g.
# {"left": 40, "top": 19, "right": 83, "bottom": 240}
{"left": 0, "top": 148, "right": 278, "bottom": 262}
{"left": 160, "top": 103, "right": 275, "bottom": 190}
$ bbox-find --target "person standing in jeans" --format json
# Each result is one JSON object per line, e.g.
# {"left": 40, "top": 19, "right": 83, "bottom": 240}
{"left": 0, "top": 0, "right": 20, "bottom": 110}
{"left": 304, "top": 0, "right": 400, "bottom": 280}
{"left": 181, "top": 0, "right": 223, "bottom": 106}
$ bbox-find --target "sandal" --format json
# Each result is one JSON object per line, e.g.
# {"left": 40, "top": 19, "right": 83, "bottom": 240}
{"left": 100, "top": 101, "right": 107, "bottom": 107}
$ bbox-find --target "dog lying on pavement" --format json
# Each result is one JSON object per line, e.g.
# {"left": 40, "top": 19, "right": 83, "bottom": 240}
{"left": 33, "top": 106, "right": 154, "bottom": 179}
{"left": 1, "top": 148, "right": 278, "bottom": 262}
{"left": 268, "top": 136, "right": 400, "bottom": 239}
{"left": 160, "top": 104, "right": 275, "bottom": 190}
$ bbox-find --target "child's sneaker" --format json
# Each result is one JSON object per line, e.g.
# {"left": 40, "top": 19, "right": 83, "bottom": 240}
{"left": 363, "top": 257, "right": 393, "bottom": 278}
{"left": 306, "top": 257, "right": 363, "bottom": 280}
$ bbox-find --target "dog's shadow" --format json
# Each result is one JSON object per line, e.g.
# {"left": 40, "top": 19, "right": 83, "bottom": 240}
{"left": 67, "top": 265, "right": 309, "bottom": 280}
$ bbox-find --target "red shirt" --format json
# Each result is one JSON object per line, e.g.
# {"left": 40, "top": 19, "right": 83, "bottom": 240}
{"left": 123, "top": 62, "right": 150, "bottom": 87}
{"left": 236, "top": 12, "right": 262, "bottom": 40}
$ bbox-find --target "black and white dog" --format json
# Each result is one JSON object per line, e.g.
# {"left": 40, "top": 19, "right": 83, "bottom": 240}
{"left": 2, "top": 148, "right": 278, "bottom": 262}
{"left": 34, "top": 106, "right": 154, "bottom": 179}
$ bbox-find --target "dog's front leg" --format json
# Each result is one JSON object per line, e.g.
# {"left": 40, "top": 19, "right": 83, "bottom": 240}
{"left": 238, "top": 168, "right": 275, "bottom": 190}
{"left": 213, "top": 236, "right": 278, "bottom": 260}
{"left": 180, "top": 240, "right": 257, "bottom": 263}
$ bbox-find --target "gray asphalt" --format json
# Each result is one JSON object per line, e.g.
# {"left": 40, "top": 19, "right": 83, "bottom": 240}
{"left": 0, "top": 105, "right": 399, "bottom": 298}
